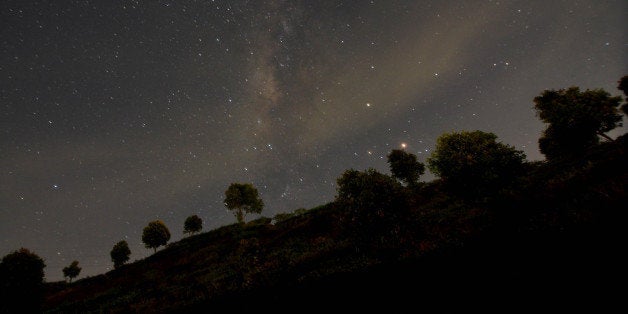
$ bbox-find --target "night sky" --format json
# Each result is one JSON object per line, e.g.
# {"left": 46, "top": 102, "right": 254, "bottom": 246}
{"left": 1, "top": 0, "right": 626, "bottom": 281}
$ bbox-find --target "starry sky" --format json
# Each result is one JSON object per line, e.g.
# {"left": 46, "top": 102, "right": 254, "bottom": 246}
{"left": 1, "top": 0, "right": 626, "bottom": 281}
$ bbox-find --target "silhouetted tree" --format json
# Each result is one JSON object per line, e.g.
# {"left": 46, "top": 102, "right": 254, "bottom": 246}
{"left": 62, "top": 260, "right": 81, "bottom": 283}
{"left": 336, "top": 169, "right": 403, "bottom": 209}
{"left": 110, "top": 240, "right": 131, "bottom": 269}
{"left": 618, "top": 75, "right": 628, "bottom": 115}
{"left": 336, "top": 168, "right": 407, "bottom": 249}
{"left": 142, "top": 220, "right": 171, "bottom": 253}
{"left": 224, "top": 183, "right": 264, "bottom": 224}
{"left": 427, "top": 130, "right": 525, "bottom": 199}
{"left": 534, "top": 87, "right": 623, "bottom": 160}
{"left": 0, "top": 248, "right": 46, "bottom": 313}
{"left": 184, "top": 215, "right": 203, "bottom": 235}
{"left": 387, "top": 149, "right": 425, "bottom": 187}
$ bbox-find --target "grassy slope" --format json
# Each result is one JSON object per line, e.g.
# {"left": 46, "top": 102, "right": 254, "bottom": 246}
{"left": 43, "top": 137, "right": 627, "bottom": 313}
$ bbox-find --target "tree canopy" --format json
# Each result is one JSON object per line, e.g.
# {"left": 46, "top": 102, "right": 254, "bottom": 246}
{"left": 110, "top": 240, "right": 131, "bottom": 269}
{"left": 184, "top": 215, "right": 203, "bottom": 235}
{"left": 224, "top": 183, "right": 264, "bottom": 224}
{"left": 336, "top": 168, "right": 404, "bottom": 210}
{"left": 0, "top": 248, "right": 46, "bottom": 312}
{"left": 387, "top": 149, "right": 425, "bottom": 187}
{"left": 533, "top": 87, "right": 623, "bottom": 160}
{"left": 427, "top": 130, "right": 526, "bottom": 198}
{"left": 63, "top": 260, "right": 81, "bottom": 283}
{"left": 335, "top": 168, "right": 408, "bottom": 247}
{"left": 142, "top": 220, "right": 171, "bottom": 253}
{"left": 618, "top": 76, "right": 628, "bottom": 115}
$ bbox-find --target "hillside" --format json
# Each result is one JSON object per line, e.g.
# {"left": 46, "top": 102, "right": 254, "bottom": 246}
{"left": 40, "top": 135, "right": 627, "bottom": 313}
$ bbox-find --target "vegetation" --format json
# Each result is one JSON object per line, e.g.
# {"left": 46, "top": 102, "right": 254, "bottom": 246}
{"left": 387, "top": 149, "right": 425, "bottom": 187}
{"left": 534, "top": 87, "right": 623, "bottom": 160}
{"left": 224, "top": 183, "right": 264, "bottom": 224}
{"left": 618, "top": 75, "right": 628, "bottom": 114}
{"left": 110, "top": 240, "right": 131, "bottom": 269}
{"left": 62, "top": 260, "right": 81, "bottom": 283}
{"left": 184, "top": 215, "right": 203, "bottom": 235}
{"left": 141, "top": 220, "right": 171, "bottom": 253}
{"left": 0, "top": 248, "right": 46, "bottom": 313}
{"left": 427, "top": 130, "right": 525, "bottom": 199}
{"left": 9, "top": 76, "right": 624, "bottom": 312}
{"left": 335, "top": 168, "right": 408, "bottom": 251}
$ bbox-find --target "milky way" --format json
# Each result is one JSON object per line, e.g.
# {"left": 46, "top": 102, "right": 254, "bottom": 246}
{"left": 1, "top": 0, "right": 626, "bottom": 280}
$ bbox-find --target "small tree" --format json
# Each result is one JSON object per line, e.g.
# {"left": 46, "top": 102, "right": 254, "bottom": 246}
{"left": 62, "top": 260, "right": 81, "bottom": 283}
{"left": 110, "top": 240, "right": 131, "bottom": 269}
{"left": 142, "top": 220, "right": 171, "bottom": 253}
{"left": 184, "top": 215, "right": 203, "bottom": 235}
{"left": 0, "top": 248, "right": 46, "bottom": 312}
{"left": 387, "top": 149, "right": 425, "bottom": 187}
{"left": 224, "top": 183, "right": 264, "bottom": 224}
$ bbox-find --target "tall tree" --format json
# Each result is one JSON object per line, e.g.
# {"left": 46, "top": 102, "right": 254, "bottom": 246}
{"left": 387, "top": 149, "right": 425, "bottom": 187}
{"left": 184, "top": 215, "right": 203, "bottom": 235}
{"left": 62, "top": 260, "right": 81, "bottom": 283}
{"left": 110, "top": 240, "right": 131, "bottom": 269}
{"left": 224, "top": 183, "right": 264, "bottom": 224}
{"left": 0, "top": 248, "right": 46, "bottom": 313}
{"left": 618, "top": 75, "right": 628, "bottom": 115}
{"left": 427, "top": 130, "right": 525, "bottom": 198}
{"left": 142, "top": 220, "right": 171, "bottom": 253}
{"left": 533, "top": 87, "right": 623, "bottom": 160}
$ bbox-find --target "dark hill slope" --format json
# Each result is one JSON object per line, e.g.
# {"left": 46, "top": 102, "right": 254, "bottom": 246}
{"left": 43, "top": 137, "right": 626, "bottom": 313}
